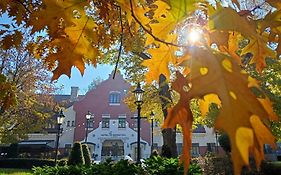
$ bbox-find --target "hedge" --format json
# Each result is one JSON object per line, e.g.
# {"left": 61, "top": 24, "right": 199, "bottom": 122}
{"left": 0, "top": 158, "right": 55, "bottom": 169}
{"left": 33, "top": 157, "right": 202, "bottom": 175}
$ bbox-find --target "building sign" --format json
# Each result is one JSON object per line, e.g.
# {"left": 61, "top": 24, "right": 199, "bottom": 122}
{"left": 99, "top": 131, "right": 128, "bottom": 138}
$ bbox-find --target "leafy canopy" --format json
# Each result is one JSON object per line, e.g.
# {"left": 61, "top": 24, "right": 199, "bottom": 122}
{"left": 1, "top": 0, "right": 281, "bottom": 174}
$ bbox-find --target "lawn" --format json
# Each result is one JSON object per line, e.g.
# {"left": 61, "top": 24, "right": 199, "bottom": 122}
{"left": 0, "top": 168, "right": 32, "bottom": 175}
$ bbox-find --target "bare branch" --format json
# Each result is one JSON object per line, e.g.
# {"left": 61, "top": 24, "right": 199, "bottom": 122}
{"left": 113, "top": 6, "right": 124, "bottom": 79}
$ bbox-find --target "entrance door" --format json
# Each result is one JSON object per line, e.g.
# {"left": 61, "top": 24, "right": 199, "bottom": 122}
{"left": 101, "top": 140, "right": 124, "bottom": 161}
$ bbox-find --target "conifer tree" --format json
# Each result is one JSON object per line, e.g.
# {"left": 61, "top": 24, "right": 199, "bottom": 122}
{"left": 68, "top": 142, "right": 84, "bottom": 166}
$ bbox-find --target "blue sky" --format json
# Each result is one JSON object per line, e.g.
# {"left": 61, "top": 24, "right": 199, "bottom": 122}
{"left": 1, "top": 13, "right": 115, "bottom": 95}
{"left": 54, "top": 64, "right": 114, "bottom": 95}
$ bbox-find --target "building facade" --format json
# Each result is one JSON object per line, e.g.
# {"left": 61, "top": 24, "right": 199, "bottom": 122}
{"left": 23, "top": 71, "right": 223, "bottom": 160}
{"left": 71, "top": 72, "right": 151, "bottom": 160}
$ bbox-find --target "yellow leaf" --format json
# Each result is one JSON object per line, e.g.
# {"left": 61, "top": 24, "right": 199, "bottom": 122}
{"left": 250, "top": 115, "right": 277, "bottom": 167}
{"left": 209, "top": 6, "right": 257, "bottom": 38}
{"left": 198, "top": 94, "right": 221, "bottom": 117}
{"left": 147, "top": 0, "right": 203, "bottom": 44}
{"left": 142, "top": 44, "right": 177, "bottom": 83}
{"left": 169, "top": 48, "right": 277, "bottom": 175}
{"left": 241, "top": 38, "right": 276, "bottom": 72}
{"left": 258, "top": 98, "right": 279, "bottom": 121}
{"left": 235, "top": 127, "right": 253, "bottom": 166}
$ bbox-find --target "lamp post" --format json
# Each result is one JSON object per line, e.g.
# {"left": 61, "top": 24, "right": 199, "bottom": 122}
{"left": 215, "top": 131, "right": 218, "bottom": 154}
{"left": 85, "top": 111, "right": 92, "bottom": 143}
{"left": 55, "top": 109, "right": 65, "bottom": 165}
{"left": 150, "top": 111, "right": 155, "bottom": 154}
{"left": 133, "top": 83, "right": 144, "bottom": 163}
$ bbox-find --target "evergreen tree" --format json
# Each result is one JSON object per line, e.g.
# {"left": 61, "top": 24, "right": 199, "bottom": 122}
{"left": 82, "top": 144, "right": 91, "bottom": 166}
{"left": 68, "top": 142, "right": 84, "bottom": 165}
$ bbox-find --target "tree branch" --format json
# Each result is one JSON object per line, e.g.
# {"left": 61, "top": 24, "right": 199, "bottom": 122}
{"left": 113, "top": 6, "right": 124, "bottom": 79}
{"left": 15, "top": 0, "right": 31, "bottom": 13}
{"left": 129, "top": 0, "right": 183, "bottom": 47}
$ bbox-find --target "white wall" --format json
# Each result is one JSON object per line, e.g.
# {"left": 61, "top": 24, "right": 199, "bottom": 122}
{"left": 86, "top": 119, "right": 150, "bottom": 161}
{"left": 59, "top": 106, "right": 76, "bottom": 148}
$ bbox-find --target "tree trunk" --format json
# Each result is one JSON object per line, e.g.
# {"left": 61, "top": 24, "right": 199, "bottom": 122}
{"left": 159, "top": 74, "right": 178, "bottom": 157}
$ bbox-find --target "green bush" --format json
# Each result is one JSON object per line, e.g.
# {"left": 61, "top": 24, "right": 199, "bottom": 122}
{"left": 7, "top": 143, "right": 18, "bottom": 158}
{"left": 82, "top": 144, "right": 91, "bottom": 166}
{"left": 33, "top": 159, "right": 142, "bottom": 175}
{"left": 58, "top": 159, "right": 68, "bottom": 166}
{"left": 33, "top": 165, "right": 90, "bottom": 175}
{"left": 68, "top": 142, "right": 84, "bottom": 166}
{"left": 260, "top": 161, "right": 281, "bottom": 175}
{"left": 144, "top": 156, "right": 202, "bottom": 175}
{"left": 33, "top": 157, "right": 202, "bottom": 175}
{"left": 0, "top": 158, "right": 55, "bottom": 169}
{"left": 193, "top": 154, "right": 233, "bottom": 175}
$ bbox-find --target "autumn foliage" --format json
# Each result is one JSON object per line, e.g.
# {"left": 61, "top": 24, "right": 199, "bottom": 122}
{"left": 1, "top": 0, "right": 280, "bottom": 174}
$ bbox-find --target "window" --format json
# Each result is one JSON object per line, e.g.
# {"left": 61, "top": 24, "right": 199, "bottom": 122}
{"left": 109, "top": 92, "right": 121, "bottom": 104}
{"left": 177, "top": 143, "right": 183, "bottom": 154}
{"left": 191, "top": 143, "right": 200, "bottom": 157}
{"left": 118, "top": 118, "right": 126, "bottom": 128}
{"left": 67, "top": 121, "right": 70, "bottom": 127}
{"left": 207, "top": 143, "right": 216, "bottom": 152}
{"left": 64, "top": 144, "right": 72, "bottom": 156}
{"left": 72, "top": 121, "right": 75, "bottom": 127}
{"left": 102, "top": 118, "right": 110, "bottom": 128}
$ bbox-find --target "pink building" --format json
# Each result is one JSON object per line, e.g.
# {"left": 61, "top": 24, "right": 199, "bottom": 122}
{"left": 72, "top": 72, "right": 151, "bottom": 160}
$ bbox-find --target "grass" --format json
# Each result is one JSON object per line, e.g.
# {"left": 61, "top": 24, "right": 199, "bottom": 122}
{"left": 0, "top": 168, "right": 32, "bottom": 175}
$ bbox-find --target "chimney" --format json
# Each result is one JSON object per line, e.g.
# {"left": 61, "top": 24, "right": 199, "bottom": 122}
{"left": 70, "top": 86, "right": 79, "bottom": 101}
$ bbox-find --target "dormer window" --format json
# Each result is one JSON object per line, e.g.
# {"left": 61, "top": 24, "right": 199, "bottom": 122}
{"left": 109, "top": 91, "right": 121, "bottom": 105}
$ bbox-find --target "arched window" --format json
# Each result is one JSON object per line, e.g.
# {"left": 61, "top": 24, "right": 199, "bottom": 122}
{"left": 109, "top": 92, "right": 121, "bottom": 104}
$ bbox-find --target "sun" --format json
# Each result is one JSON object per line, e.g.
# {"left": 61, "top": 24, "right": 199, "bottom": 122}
{"left": 187, "top": 28, "right": 202, "bottom": 44}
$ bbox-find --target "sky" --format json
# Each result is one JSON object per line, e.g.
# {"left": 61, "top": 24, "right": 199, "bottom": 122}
{"left": 54, "top": 64, "right": 114, "bottom": 95}
{"left": 0, "top": 13, "right": 115, "bottom": 95}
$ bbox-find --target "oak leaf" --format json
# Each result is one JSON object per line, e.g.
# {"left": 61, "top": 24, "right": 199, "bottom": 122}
{"left": 142, "top": 44, "right": 177, "bottom": 83}
{"left": 164, "top": 47, "right": 277, "bottom": 175}
{"left": 241, "top": 37, "right": 276, "bottom": 72}
{"left": 209, "top": 6, "right": 257, "bottom": 38}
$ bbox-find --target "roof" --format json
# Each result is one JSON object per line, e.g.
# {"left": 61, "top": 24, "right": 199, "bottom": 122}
{"left": 193, "top": 125, "right": 206, "bottom": 133}
{"left": 52, "top": 94, "right": 85, "bottom": 108}
{"left": 18, "top": 140, "right": 54, "bottom": 145}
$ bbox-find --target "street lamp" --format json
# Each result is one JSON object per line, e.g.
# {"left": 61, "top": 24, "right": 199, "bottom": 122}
{"left": 85, "top": 111, "right": 92, "bottom": 143}
{"left": 133, "top": 83, "right": 144, "bottom": 163}
{"left": 215, "top": 130, "right": 218, "bottom": 154}
{"left": 150, "top": 111, "right": 155, "bottom": 154}
{"left": 55, "top": 109, "right": 65, "bottom": 165}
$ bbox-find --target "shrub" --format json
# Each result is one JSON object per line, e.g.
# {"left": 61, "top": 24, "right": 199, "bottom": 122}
{"left": 260, "top": 161, "right": 281, "bottom": 175}
{"left": 144, "top": 156, "right": 202, "bottom": 175}
{"left": 193, "top": 154, "right": 233, "bottom": 175}
{"left": 7, "top": 143, "right": 18, "bottom": 158}
{"left": 150, "top": 149, "right": 159, "bottom": 158}
{"left": 82, "top": 144, "right": 91, "bottom": 166}
{"left": 0, "top": 158, "right": 55, "bottom": 169}
{"left": 32, "top": 157, "right": 202, "bottom": 175}
{"left": 113, "top": 159, "right": 142, "bottom": 175}
{"left": 33, "top": 165, "right": 90, "bottom": 175}
{"left": 33, "top": 160, "right": 143, "bottom": 175}
{"left": 68, "top": 142, "right": 84, "bottom": 166}
{"left": 58, "top": 159, "right": 67, "bottom": 166}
